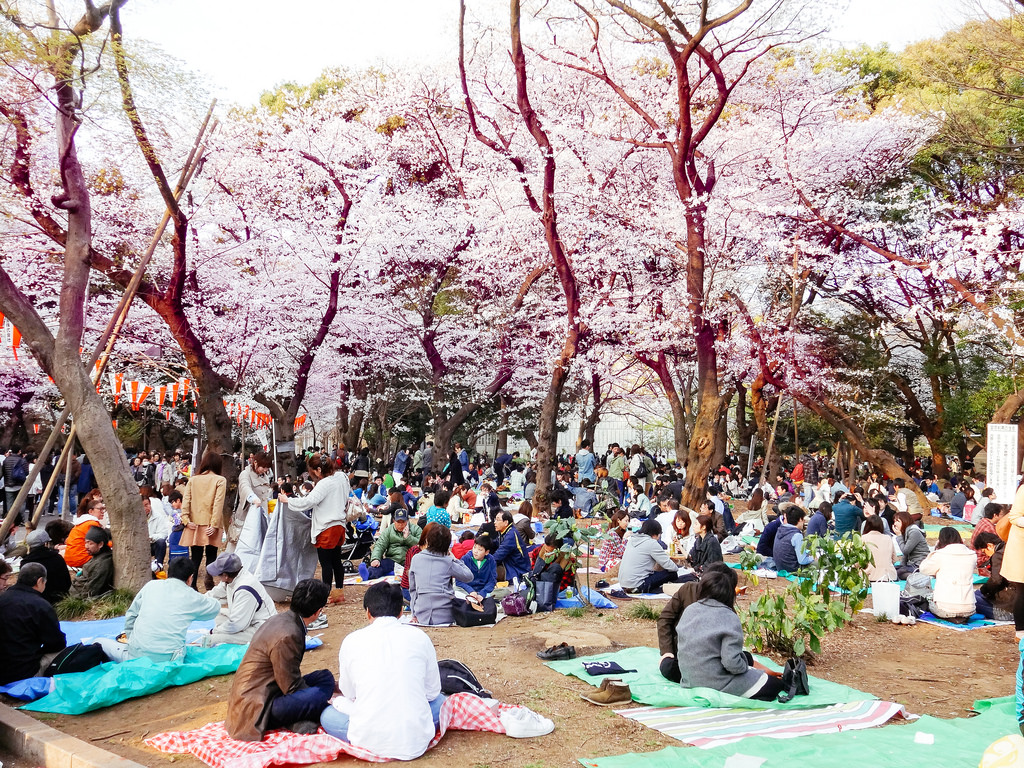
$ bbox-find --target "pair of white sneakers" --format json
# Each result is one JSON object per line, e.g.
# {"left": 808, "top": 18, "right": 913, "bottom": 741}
{"left": 890, "top": 614, "right": 917, "bottom": 625}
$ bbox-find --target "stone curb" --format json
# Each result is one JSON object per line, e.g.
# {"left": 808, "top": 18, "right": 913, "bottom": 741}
{"left": 0, "top": 702, "right": 147, "bottom": 768}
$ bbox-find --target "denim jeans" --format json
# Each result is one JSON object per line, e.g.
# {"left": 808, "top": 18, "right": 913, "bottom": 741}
{"left": 365, "top": 558, "right": 395, "bottom": 580}
{"left": 320, "top": 694, "right": 445, "bottom": 741}
{"left": 267, "top": 669, "right": 336, "bottom": 729}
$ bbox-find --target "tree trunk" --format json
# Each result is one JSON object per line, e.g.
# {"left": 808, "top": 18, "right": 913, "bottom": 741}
{"left": 639, "top": 352, "right": 689, "bottom": 464}
{"left": 496, "top": 397, "right": 509, "bottom": 456}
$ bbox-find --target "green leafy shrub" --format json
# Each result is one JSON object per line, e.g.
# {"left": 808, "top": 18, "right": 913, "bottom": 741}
{"left": 542, "top": 517, "right": 606, "bottom": 606}
{"left": 739, "top": 532, "right": 872, "bottom": 657}
{"left": 56, "top": 594, "right": 91, "bottom": 620}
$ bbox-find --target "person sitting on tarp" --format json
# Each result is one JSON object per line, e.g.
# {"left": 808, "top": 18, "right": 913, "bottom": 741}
{"left": 69, "top": 526, "right": 114, "bottom": 598}
{"left": 676, "top": 567, "right": 785, "bottom": 701}
{"left": 227, "top": 579, "right": 335, "bottom": 740}
{"left": 619, "top": 519, "right": 681, "bottom": 594}
{"left": 0, "top": 562, "right": 66, "bottom": 684}
{"left": 772, "top": 506, "right": 815, "bottom": 573}
{"left": 21, "top": 529, "right": 71, "bottom": 605}
{"left": 919, "top": 526, "right": 977, "bottom": 624}
{"left": 97, "top": 557, "right": 221, "bottom": 662}
{"left": 974, "top": 532, "right": 1016, "bottom": 622}
{"left": 456, "top": 534, "right": 497, "bottom": 599}
{"left": 657, "top": 562, "right": 735, "bottom": 683}
{"left": 363, "top": 509, "right": 422, "bottom": 580}
{"left": 319, "top": 582, "right": 444, "bottom": 760}
{"left": 201, "top": 553, "right": 276, "bottom": 647}
{"left": 492, "top": 510, "right": 531, "bottom": 584}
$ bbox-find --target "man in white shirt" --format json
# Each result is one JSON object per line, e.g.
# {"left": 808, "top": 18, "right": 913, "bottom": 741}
{"left": 319, "top": 582, "right": 444, "bottom": 760}
{"left": 201, "top": 553, "right": 276, "bottom": 646}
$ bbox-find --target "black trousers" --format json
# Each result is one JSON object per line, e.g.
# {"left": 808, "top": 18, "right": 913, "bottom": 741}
{"left": 189, "top": 545, "right": 218, "bottom": 587}
{"left": 317, "top": 546, "right": 345, "bottom": 589}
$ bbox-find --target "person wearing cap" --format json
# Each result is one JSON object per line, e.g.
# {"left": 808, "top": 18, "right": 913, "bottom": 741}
{"left": 69, "top": 526, "right": 114, "bottom": 598}
{"left": 365, "top": 508, "right": 422, "bottom": 580}
{"left": 202, "top": 553, "right": 276, "bottom": 647}
{"left": 21, "top": 529, "right": 71, "bottom": 604}
{"left": 97, "top": 557, "right": 221, "bottom": 663}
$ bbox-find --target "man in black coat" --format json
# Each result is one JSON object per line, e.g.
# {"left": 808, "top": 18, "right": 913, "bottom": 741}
{"left": 21, "top": 530, "right": 72, "bottom": 604}
{"left": 0, "top": 562, "right": 66, "bottom": 684}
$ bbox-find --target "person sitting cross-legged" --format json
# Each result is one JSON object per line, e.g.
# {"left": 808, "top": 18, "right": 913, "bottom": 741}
{"left": 97, "top": 557, "right": 221, "bottom": 663}
{"left": 68, "top": 525, "right": 114, "bottom": 599}
{"left": 226, "top": 579, "right": 336, "bottom": 740}
{"left": 363, "top": 509, "right": 422, "bottom": 581}
{"left": 0, "top": 563, "right": 67, "bottom": 684}
{"left": 319, "top": 582, "right": 445, "bottom": 760}
{"left": 619, "top": 519, "right": 681, "bottom": 594}
{"left": 772, "top": 506, "right": 815, "bottom": 573}
{"left": 201, "top": 553, "right": 276, "bottom": 647}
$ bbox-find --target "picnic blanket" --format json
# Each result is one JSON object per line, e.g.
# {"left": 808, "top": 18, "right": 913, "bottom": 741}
{"left": 146, "top": 691, "right": 519, "bottom": 767}
{"left": 617, "top": 700, "right": 908, "bottom": 748}
{"left": 580, "top": 696, "right": 1018, "bottom": 768}
{"left": 58, "top": 615, "right": 322, "bottom": 651}
{"left": 599, "top": 584, "right": 673, "bottom": 600}
{"left": 917, "top": 611, "right": 1014, "bottom": 631}
{"left": 343, "top": 575, "right": 401, "bottom": 586}
{"left": 20, "top": 644, "right": 247, "bottom": 714}
{"left": 547, "top": 648, "right": 876, "bottom": 710}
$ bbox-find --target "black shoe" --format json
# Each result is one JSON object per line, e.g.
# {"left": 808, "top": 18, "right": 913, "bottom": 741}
{"left": 595, "top": 579, "right": 610, "bottom": 590}
{"left": 537, "top": 642, "right": 576, "bottom": 661}
{"left": 289, "top": 720, "right": 320, "bottom": 735}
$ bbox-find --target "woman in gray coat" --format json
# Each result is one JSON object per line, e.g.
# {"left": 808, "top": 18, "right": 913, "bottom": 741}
{"left": 408, "top": 524, "right": 474, "bottom": 625}
{"left": 676, "top": 568, "right": 786, "bottom": 701}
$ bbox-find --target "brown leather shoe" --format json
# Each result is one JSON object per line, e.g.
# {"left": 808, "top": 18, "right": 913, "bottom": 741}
{"left": 581, "top": 681, "right": 632, "bottom": 707}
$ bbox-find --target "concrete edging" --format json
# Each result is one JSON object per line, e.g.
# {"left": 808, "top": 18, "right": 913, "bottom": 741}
{"left": 0, "top": 702, "right": 147, "bottom": 768}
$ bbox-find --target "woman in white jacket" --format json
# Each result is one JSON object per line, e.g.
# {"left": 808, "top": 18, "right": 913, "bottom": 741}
{"left": 279, "top": 454, "right": 350, "bottom": 597}
{"left": 919, "top": 527, "right": 977, "bottom": 622}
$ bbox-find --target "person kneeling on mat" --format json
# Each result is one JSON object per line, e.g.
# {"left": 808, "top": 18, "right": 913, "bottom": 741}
{"left": 201, "top": 553, "right": 276, "bottom": 646}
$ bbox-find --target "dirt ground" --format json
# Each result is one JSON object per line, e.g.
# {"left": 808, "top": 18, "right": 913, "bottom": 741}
{"left": 6, "top": 519, "right": 1018, "bottom": 768}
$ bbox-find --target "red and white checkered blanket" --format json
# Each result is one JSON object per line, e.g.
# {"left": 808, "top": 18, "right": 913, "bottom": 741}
{"left": 145, "top": 692, "right": 515, "bottom": 768}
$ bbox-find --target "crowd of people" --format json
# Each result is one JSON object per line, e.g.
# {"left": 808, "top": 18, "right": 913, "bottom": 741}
{"left": 1, "top": 436, "right": 1022, "bottom": 753}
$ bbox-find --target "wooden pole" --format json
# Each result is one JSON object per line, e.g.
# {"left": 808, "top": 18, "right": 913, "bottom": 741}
{"left": 0, "top": 103, "right": 217, "bottom": 542}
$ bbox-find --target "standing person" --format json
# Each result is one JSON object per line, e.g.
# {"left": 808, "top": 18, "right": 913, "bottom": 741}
{"left": 2, "top": 447, "right": 29, "bottom": 525}
{"left": 575, "top": 440, "right": 597, "bottom": 483}
{"left": 351, "top": 447, "right": 372, "bottom": 481}
{"left": 144, "top": 493, "right": 171, "bottom": 570}
{"left": 421, "top": 441, "right": 434, "bottom": 477}
{"left": 1000, "top": 482, "right": 1024, "bottom": 639}
{"left": 608, "top": 445, "right": 626, "bottom": 503}
{"left": 320, "top": 583, "right": 445, "bottom": 760}
{"left": 228, "top": 452, "right": 273, "bottom": 553}
{"left": 279, "top": 454, "right": 349, "bottom": 608}
{"left": 412, "top": 444, "right": 424, "bottom": 483}
{"left": 393, "top": 445, "right": 410, "bottom": 482}
{"left": 445, "top": 449, "right": 465, "bottom": 487}
{"left": 226, "top": 579, "right": 335, "bottom": 739}
{"left": 180, "top": 450, "right": 227, "bottom": 591}
{"left": 456, "top": 443, "right": 470, "bottom": 474}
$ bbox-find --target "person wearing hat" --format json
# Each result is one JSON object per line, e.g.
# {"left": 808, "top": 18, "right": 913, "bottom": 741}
{"left": 21, "top": 529, "right": 71, "bottom": 604}
{"left": 97, "top": 557, "right": 221, "bottom": 663}
{"left": 69, "top": 526, "right": 114, "bottom": 598}
{"left": 202, "top": 553, "right": 276, "bottom": 647}
{"left": 364, "top": 508, "right": 422, "bottom": 581}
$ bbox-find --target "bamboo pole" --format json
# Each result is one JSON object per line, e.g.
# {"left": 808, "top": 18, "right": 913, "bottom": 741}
{"left": 0, "top": 102, "right": 217, "bottom": 543}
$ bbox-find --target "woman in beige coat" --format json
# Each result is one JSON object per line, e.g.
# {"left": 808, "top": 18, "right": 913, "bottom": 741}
{"left": 1002, "top": 483, "right": 1024, "bottom": 638}
{"left": 180, "top": 450, "right": 227, "bottom": 590}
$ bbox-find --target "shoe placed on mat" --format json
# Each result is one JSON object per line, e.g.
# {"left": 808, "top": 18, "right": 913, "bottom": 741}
{"left": 537, "top": 642, "right": 576, "bottom": 661}
{"left": 595, "top": 579, "right": 610, "bottom": 590}
{"left": 289, "top": 720, "right": 320, "bottom": 735}
{"left": 500, "top": 707, "right": 555, "bottom": 737}
{"left": 308, "top": 612, "right": 329, "bottom": 630}
{"left": 581, "top": 681, "right": 632, "bottom": 707}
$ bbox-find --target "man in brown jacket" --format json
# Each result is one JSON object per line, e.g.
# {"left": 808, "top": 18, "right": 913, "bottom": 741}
{"left": 225, "top": 579, "right": 334, "bottom": 740}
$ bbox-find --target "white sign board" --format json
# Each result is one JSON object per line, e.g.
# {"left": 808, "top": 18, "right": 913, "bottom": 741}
{"left": 986, "top": 423, "right": 1019, "bottom": 504}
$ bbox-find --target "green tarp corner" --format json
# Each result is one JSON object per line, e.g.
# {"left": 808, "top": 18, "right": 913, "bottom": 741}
{"left": 21, "top": 644, "right": 246, "bottom": 715}
{"left": 578, "top": 697, "right": 1019, "bottom": 768}
{"left": 546, "top": 647, "right": 876, "bottom": 710}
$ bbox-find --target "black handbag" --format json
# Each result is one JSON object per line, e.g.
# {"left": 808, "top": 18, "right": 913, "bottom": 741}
{"left": 777, "top": 657, "right": 810, "bottom": 703}
{"left": 535, "top": 580, "right": 559, "bottom": 612}
{"left": 452, "top": 596, "right": 498, "bottom": 627}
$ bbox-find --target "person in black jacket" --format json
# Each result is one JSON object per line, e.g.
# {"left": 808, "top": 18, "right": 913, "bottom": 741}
{"left": 21, "top": 530, "right": 71, "bottom": 604}
{"left": 0, "top": 562, "right": 67, "bottom": 684}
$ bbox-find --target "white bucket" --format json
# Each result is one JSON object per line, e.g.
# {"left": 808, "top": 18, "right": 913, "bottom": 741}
{"left": 871, "top": 581, "right": 901, "bottom": 619}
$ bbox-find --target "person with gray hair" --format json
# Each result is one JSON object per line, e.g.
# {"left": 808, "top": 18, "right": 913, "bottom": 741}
{"left": 21, "top": 529, "right": 71, "bottom": 604}
{"left": 0, "top": 562, "right": 67, "bottom": 684}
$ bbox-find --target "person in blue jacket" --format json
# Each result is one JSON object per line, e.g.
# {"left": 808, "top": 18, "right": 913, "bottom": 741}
{"left": 493, "top": 511, "right": 531, "bottom": 583}
{"left": 456, "top": 535, "right": 497, "bottom": 598}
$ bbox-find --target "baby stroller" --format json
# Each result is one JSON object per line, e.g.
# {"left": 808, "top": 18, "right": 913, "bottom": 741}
{"left": 340, "top": 501, "right": 378, "bottom": 573}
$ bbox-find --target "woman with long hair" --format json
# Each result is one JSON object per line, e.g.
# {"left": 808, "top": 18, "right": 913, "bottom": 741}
{"left": 180, "top": 450, "right": 227, "bottom": 590}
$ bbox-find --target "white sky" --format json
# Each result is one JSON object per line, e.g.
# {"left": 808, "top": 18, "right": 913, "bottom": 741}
{"left": 124, "top": 0, "right": 1002, "bottom": 107}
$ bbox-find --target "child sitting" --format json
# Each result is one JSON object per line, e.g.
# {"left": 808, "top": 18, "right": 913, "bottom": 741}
{"left": 456, "top": 535, "right": 497, "bottom": 599}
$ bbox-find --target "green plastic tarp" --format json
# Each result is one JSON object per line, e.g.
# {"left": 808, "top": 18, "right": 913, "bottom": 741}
{"left": 21, "top": 644, "right": 246, "bottom": 715}
{"left": 578, "top": 697, "right": 1019, "bottom": 768}
{"left": 546, "top": 647, "right": 876, "bottom": 710}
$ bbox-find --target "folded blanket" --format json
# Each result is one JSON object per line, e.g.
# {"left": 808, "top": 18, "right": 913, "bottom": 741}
{"left": 147, "top": 692, "right": 521, "bottom": 767}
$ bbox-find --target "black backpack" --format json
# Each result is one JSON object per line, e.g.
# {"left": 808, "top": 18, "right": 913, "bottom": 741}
{"left": 45, "top": 642, "right": 109, "bottom": 676}
{"left": 777, "top": 657, "right": 810, "bottom": 703}
{"left": 438, "top": 659, "right": 491, "bottom": 697}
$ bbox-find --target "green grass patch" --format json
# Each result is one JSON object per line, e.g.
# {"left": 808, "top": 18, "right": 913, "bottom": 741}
{"left": 95, "top": 588, "right": 135, "bottom": 619}
{"left": 626, "top": 601, "right": 662, "bottom": 621}
{"left": 55, "top": 594, "right": 91, "bottom": 620}
{"left": 563, "top": 605, "right": 587, "bottom": 618}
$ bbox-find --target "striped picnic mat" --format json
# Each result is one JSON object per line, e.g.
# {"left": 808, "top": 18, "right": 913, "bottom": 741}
{"left": 616, "top": 700, "right": 908, "bottom": 748}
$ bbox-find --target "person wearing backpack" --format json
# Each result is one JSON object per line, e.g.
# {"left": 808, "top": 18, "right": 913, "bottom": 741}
{"left": 2, "top": 447, "right": 29, "bottom": 525}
